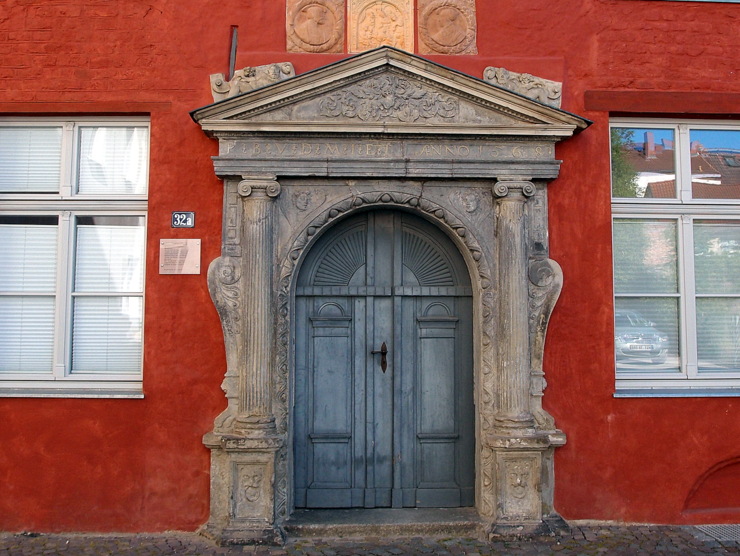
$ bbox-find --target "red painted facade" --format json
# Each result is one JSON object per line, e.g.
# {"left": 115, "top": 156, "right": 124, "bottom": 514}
{"left": 0, "top": 0, "right": 738, "bottom": 532}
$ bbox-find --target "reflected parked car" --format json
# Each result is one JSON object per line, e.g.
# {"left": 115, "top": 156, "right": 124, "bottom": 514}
{"left": 615, "top": 310, "right": 669, "bottom": 364}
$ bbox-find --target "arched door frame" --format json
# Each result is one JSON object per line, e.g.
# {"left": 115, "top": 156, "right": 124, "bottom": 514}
{"left": 287, "top": 202, "right": 482, "bottom": 512}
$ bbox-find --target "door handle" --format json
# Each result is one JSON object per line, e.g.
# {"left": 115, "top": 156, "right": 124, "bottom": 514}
{"left": 371, "top": 342, "right": 388, "bottom": 373}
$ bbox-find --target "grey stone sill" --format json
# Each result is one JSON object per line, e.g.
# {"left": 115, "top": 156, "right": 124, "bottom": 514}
{"left": 615, "top": 388, "right": 740, "bottom": 398}
{"left": 0, "top": 388, "right": 144, "bottom": 399}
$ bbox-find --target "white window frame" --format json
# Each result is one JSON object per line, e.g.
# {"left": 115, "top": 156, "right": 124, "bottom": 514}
{"left": 611, "top": 118, "right": 740, "bottom": 396}
{"left": 0, "top": 117, "right": 149, "bottom": 398}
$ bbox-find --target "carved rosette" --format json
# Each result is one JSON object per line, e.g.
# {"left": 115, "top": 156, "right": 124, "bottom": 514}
{"left": 418, "top": 0, "right": 477, "bottom": 55}
{"left": 349, "top": 0, "right": 414, "bottom": 52}
{"left": 319, "top": 75, "right": 459, "bottom": 123}
{"left": 287, "top": 0, "right": 345, "bottom": 53}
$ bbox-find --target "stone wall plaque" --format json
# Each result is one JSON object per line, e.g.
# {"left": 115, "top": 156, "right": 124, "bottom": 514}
{"left": 287, "top": 0, "right": 345, "bottom": 53}
{"left": 483, "top": 67, "right": 563, "bottom": 109}
{"left": 159, "top": 239, "right": 201, "bottom": 275}
{"left": 418, "top": 0, "right": 477, "bottom": 55}
{"left": 349, "top": 0, "right": 413, "bottom": 52}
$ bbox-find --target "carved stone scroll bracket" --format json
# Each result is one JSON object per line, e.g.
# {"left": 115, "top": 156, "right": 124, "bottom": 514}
{"left": 210, "top": 63, "right": 296, "bottom": 103}
{"left": 483, "top": 67, "right": 562, "bottom": 109}
{"left": 528, "top": 258, "right": 563, "bottom": 432}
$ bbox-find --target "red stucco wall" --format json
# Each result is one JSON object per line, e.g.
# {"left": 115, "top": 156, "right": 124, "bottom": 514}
{"left": 0, "top": 0, "right": 738, "bottom": 531}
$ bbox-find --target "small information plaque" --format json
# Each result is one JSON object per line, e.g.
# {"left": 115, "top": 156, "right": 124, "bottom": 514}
{"left": 159, "top": 239, "right": 201, "bottom": 275}
{"left": 172, "top": 211, "right": 195, "bottom": 228}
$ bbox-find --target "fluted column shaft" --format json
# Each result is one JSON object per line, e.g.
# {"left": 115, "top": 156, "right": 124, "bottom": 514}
{"left": 494, "top": 180, "right": 535, "bottom": 429}
{"left": 237, "top": 177, "right": 281, "bottom": 429}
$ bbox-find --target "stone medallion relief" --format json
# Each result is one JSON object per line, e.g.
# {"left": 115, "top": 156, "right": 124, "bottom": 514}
{"left": 418, "top": 0, "right": 477, "bottom": 55}
{"left": 349, "top": 0, "right": 413, "bottom": 52}
{"left": 287, "top": 0, "right": 345, "bottom": 53}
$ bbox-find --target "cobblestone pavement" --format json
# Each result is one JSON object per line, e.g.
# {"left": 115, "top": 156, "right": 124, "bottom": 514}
{"left": 1, "top": 526, "right": 738, "bottom": 555}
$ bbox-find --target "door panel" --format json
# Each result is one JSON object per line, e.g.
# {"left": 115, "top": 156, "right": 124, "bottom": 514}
{"left": 295, "top": 210, "right": 473, "bottom": 509}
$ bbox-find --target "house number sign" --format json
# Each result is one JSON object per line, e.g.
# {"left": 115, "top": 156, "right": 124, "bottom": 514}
{"left": 172, "top": 211, "right": 195, "bottom": 228}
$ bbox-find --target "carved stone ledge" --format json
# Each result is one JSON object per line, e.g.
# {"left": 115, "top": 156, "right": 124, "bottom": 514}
{"left": 483, "top": 67, "right": 562, "bottom": 109}
{"left": 210, "top": 64, "right": 296, "bottom": 103}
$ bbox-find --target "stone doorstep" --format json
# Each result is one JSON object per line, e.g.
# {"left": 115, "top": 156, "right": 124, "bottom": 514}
{"left": 282, "top": 508, "right": 485, "bottom": 540}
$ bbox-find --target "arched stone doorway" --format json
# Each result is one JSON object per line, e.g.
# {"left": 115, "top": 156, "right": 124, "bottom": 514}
{"left": 193, "top": 47, "right": 589, "bottom": 543}
{"left": 294, "top": 209, "right": 474, "bottom": 509}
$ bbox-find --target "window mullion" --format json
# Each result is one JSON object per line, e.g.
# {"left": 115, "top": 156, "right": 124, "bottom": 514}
{"left": 676, "top": 124, "right": 693, "bottom": 202}
{"left": 52, "top": 211, "right": 73, "bottom": 379}
{"left": 680, "top": 214, "right": 698, "bottom": 378}
{"left": 60, "top": 122, "right": 75, "bottom": 198}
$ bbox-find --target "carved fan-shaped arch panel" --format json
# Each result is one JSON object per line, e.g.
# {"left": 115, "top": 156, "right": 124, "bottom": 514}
{"left": 309, "top": 225, "right": 367, "bottom": 286}
{"left": 402, "top": 229, "right": 455, "bottom": 286}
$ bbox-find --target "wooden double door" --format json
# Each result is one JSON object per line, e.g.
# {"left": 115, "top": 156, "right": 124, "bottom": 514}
{"left": 294, "top": 210, "right": 474, "bottom": 509}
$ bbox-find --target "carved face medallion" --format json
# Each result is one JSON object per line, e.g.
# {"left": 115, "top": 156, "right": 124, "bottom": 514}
{"left": 288, "top": 0, "right": 344, "bottom": 53}
{"left": 419, "top": 0, "right": 477, "bottom": 54}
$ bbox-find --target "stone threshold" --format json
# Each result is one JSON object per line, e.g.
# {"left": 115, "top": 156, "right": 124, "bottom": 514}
{"left": 282, "top": 508, "right": 485, "bottom": 539}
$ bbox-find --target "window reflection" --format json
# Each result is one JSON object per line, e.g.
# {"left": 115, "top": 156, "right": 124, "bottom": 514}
{"left": 690, "top": 129, "right": 740, "bottom": 200}
{"left": 611, "top": 127, "right": 676, "bottom": 198}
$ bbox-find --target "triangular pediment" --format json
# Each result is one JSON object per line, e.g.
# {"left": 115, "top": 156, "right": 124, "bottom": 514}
{"left": 192, "top": 47, "right": 589, "bottom": 138}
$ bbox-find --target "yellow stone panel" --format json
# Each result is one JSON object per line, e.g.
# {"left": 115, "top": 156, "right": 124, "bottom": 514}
{"left": 287, "top": 0, "right": 345, "bottom": 53}
{"left": 349, "top": 0, "right": 413, "bottom": 53}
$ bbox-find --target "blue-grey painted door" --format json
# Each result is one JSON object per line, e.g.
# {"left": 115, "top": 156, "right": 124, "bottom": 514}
{"left": 294, "top": 210, "right": 473, "bottom": 509}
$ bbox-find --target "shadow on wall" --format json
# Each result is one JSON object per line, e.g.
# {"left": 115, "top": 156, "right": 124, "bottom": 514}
{"left": 684, "top": 457, "right": 740, "bottom": 514}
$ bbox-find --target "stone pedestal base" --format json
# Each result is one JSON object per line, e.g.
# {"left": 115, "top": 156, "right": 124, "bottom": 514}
{"left": 202, "top": 431, "right": 283, "bottom": 545}
{"left": 485, "top": 429, "right": 566, "bottom": 536}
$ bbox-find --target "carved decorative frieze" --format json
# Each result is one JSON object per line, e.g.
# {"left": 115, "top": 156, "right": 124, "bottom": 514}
{"left": 349, "top": 0, "right": 413, "bottom": 52}
{"left": 210, "top": 63, "right": 296, "bottom": 103}
{"left": 418, "top": 0, "right": 477, "bottom": 55}
{"left": 319, "top": 75, "right": 459, "bottom": 122}
{"left": 483, "top": 67, "right": 562, "bottom": 109}
{"left": 287, "top": 0, "right": 345, "bottom": 53}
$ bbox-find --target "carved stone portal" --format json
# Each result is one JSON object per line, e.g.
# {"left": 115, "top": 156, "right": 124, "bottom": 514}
{"left": 192, "top": 48, "right": 588, "bottom": 544}
{"left": 349, "top": 0, "right": 414, "bottom": 52}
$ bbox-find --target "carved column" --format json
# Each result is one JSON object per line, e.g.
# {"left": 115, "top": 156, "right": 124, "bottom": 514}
{"left": 487, "top": 178, "right": 560, "bottom": 535}
{"left": 236, "top": 177, "right": 281, "bottom": 431}
{"left": 201, "top": 176, "right": 283, "bottom": 545}
{"left": 493, "top": 179, "right": 536, "bottom": 429}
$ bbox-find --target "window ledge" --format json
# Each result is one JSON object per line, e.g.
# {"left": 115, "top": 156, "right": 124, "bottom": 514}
{"left": 615, "top": 388, "right": 740, "bottom": 398}
{"left": 0, "top": 387, "right": 144, "bottom": 399}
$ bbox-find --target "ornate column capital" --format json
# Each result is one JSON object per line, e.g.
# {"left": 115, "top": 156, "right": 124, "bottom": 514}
{"left": 493, "top": 178, "right": 536, "bottom": 200}
{"left": 238, "top": 176, "right": 281, "bottom": 199}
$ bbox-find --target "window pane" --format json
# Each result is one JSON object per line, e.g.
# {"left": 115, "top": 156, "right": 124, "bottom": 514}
{"left": 77, "top": 126, "right": 149, "bottom": 195}
{"left": 611, "top": 127, "right": 676, "bottom": 199}
{"left": 615, "top": 298, "right": 680, "bottom": 372}
{"left": 0, "top": 127, "right": 62, "bottom": 193}
{"left": 697, "top": 298, "right": 740, "bottom": 373}
{"left": 0, "top": 218, "right": 58, "bottom": 292}
{"left": 694, "top": 220, "right": 740, "bottom": 295}
{"left": 71, "top": 296, "right": 143, "bottom": 373}
{"left": 0, "top": 297, "right": 55, "bottom": 373}
{"left": 690, "top": 129, "right": 740, "bottom": 200}
{"left": 613, "top": 219, "right": 678, "bottom": 294}
{"left": 74, "top": 217, "right": 145, "bottom": 293}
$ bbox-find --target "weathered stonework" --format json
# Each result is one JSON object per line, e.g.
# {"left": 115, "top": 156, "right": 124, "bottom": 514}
{"left": 210, "top": 64, "right": 295, "bottom": 103}
{"left": 349, "top": 0, "right": 413, "bottom": 52}
{"left": 418, "top": 0, "right": 477, "bottom": 55}
{"left": 483, "top": 67, "right": 563, "bottom": 109}
{"left": 287, "top": 0, "right": 345, "bottom": 53}
{"left": 193, "top": 48, "right": 588, "bottom": 544}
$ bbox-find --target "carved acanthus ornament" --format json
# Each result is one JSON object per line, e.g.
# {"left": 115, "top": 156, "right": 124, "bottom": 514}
{"left": 483, "top": 67, "right": 562, "bottom": 109}
{"left": 210, "top": 63, "right": 296, "bottom": 103}
{"left": 319, "top": 75, "right": 459, "bottom": 122}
